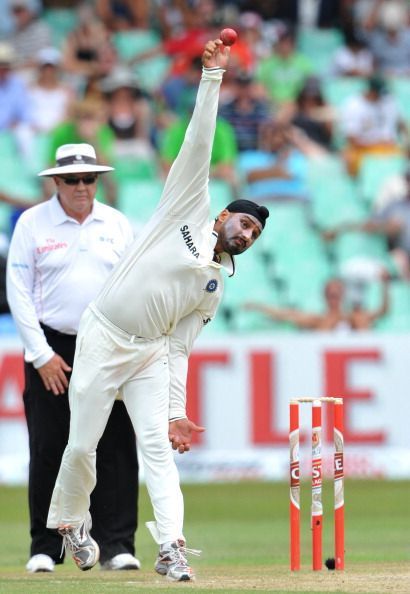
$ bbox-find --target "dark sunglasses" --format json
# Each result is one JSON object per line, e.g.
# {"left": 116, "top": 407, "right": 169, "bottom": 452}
{"left": 59, "top": 175, "right": 98, "bottom": 186}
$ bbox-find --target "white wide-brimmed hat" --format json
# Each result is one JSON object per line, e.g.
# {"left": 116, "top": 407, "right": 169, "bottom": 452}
{"left": 38, "top": 143, "right": 114, "bottom": 177}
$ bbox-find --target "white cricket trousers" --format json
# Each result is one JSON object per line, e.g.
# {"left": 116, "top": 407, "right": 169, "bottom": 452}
{"left": 47, "top": 305, "right": 184, "bottom": 545}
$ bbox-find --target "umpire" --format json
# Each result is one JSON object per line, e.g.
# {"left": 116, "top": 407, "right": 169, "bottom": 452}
{"left": 6, "top": 143, "right": 140, "bottom": 572}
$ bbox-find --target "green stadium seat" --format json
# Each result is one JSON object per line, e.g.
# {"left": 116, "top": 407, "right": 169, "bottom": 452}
{"left": 112, "top": 30, "right": 170, "bottom": 92}
{"left": 278, "top": 253, "right": 334, "bottom": 313}
{"left": 0, "top": 132, "right": 41, "bottom": 202}
{"left": 209, "top": 179, "right": 234, "bottom": 219}
{"left": 43, "top": 9, "right": 78, "bottom": 49}
{"left": 221, "top": 244, "right": 284, "bottom": 332}
{"left": 257, "top": 200, "right": 312, "bottom": 261}
{"left": 306, "top": 156, "right": 368, "bottom": 229}
{"left": 112, "top": 156, "right": 159, "bottom": 183}
{"left": 117, "top": 179, "right": 163, "bottom": 224}
{"left": 367, "top": 280, "right": 410, "bottom": 331}
{"left": 323, "top": 77, "right": 367, "bottom": 109}
{"left": 357, "top": 154, "right": 407, "bottom": 206}
{"left": 333, "top": 230, "right": 395, "bottom": 278}
{"left": 390, "top": 77, "right": 410, "bottom": 123}
{"left": 297, "top": 28, "right": 344, "bottom": 75}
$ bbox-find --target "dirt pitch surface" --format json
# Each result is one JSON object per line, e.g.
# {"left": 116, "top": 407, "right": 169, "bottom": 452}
{"left": 2, "top": 562, "right": 410, "bottom": 594}
{"left": 192, "top": 563, "right": 410, "bottom": 593}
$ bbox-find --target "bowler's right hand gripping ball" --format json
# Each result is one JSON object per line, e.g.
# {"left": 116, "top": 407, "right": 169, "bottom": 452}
{"left": 220, "top": 28, "right": 238, "bottom": 46}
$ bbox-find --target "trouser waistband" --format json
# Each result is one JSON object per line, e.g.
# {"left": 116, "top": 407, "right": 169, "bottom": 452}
{"left": 88, "top": 303, "right": 159, "bottom": 344}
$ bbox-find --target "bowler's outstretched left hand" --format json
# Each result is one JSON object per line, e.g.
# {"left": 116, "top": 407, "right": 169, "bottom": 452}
{"left": 169, "top": 418, "right": 205, "bottom": 454}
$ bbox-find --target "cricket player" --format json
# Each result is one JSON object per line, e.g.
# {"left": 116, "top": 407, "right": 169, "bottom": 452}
{"left": 47, "top": 38, "right": 269, "bottom": 582}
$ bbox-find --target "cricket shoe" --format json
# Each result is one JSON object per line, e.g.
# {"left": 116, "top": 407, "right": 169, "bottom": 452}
{"left": 155, "top": 539, "right": 200, "bottom": 581}
{"left": 58, "top": 514, "right": 100, "bottom": 571}
{"left": 100, "top": 553, "right": 141, "bottom": 570}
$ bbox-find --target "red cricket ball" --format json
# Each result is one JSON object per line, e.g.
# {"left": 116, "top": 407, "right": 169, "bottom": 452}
{"left": 220, "top": 28, "right": 238, "bottom": 46}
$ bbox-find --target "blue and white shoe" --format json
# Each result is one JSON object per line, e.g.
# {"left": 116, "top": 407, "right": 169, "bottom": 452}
{"left": 155, "top": 540, "right": 200, "bottom": 581}
{"left": 58, "top": 514, "right": 99, "bottom": 571}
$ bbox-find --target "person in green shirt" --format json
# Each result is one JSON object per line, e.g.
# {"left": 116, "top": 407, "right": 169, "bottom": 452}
{"left": 159, "top": 110, "right": 238, "bottom": 191}
{"left": 45, "top": 97, "right": 117, "bottom": 205}
{"left": 256, "top": 26, "right": 314, "bottom": 108}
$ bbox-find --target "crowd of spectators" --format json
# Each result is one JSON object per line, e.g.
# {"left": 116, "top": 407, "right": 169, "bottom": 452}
{"left": 1, "top": 0, "right": 410, "bottom": 332}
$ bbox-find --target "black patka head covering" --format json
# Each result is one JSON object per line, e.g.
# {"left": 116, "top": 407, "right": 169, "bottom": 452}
{"left": 225, "top": 199, "right": 269, "bottom": 229}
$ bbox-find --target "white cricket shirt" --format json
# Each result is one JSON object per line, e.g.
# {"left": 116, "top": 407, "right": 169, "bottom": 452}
{"left": 6, "top": 195, "right": 133, "bottom": 368}
{"left": 95, "top": 67, "right": 234, "bottom": 339}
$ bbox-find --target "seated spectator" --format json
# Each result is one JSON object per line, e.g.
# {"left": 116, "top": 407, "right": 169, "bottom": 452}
{"left": 61, "top": 2, "right": 117, "bottom": 91}
{"left": 330, "top": 27, "right": 374, "bottom": 77}
{"left": 244, "top": 273, "right": 390, "bottom": 331}
{"left": 340, "top": 75, "right": 407, "bottom": 176}
{"left": 238, "top": 121, "right": 326, "bottom": 202}
{"left": 128, "top": 2, "right": 213, "bottom": 79}
{"left": 373, "top": 159, "right": 410, "bottom": 213}
{"left": 99, "top": 66, "right": 156, "bottom": 165}
{"left": 218, "top": 71, "right": 271, "bottom": 152}
{"left": 290, "top": 77, "right": 335, "bottom": 151}
{"left": 0, "top": 42, "right": 34, "bottom": 159}
{"left": 237, "top": 11, "right": 272, "bottom": 61}
{"left": 6, "top": 0, "right": 52, "bottom": 82}
{"left": 44, "top": 97, "right": 117, "bottom": 205}
{"left": 255, "top": 24, "right": 314, "bottom": 109}
{"left": 0, "top": 42, "right": 32, "bottom": 128}
{"left": 28, "top": 47, "right": 74, "bottom": 133}
{"left": 360, "top": 169, "right": 410, "bottom": 280}
{"left": 361, "top": 0, "right": 410, "bottom": 77}
{"left": 95, "top": 0, "right": 150, "bottom": 31}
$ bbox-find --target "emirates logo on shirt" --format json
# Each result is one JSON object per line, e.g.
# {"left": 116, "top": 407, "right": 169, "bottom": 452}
{"left": 36, "top": 240, "right": 68, "bottom": 254}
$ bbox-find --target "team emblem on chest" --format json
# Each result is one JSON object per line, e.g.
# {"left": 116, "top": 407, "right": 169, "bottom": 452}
{"left": 205, "top": 279, "right": 218, "bottom": 293}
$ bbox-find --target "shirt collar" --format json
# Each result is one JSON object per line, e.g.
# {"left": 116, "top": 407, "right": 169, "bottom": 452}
{"left": 49, "top": 194, "right": 105, "bottom": 225}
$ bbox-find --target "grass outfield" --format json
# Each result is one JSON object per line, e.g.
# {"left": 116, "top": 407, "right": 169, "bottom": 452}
{"left": 0, "top": 480, "right": 408, "bottom": 593}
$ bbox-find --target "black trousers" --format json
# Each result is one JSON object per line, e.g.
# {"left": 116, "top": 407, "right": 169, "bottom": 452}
{"left": 23, "top": 325, "right": 139, "bottom": 564}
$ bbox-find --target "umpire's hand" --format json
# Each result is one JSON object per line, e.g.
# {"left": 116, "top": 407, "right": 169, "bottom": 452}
{"left": 37, "top": 354, "right": 72, "bottom": 395}
{"left": 169, "top": 418, "right": 205, "bottom": 454}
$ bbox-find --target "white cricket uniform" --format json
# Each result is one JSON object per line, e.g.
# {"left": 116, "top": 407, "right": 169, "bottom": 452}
{"left": 47, "top": 67, "right": 233, "bottom": 544}
{"left": 6, "top": 195, "right": 133, "bottom": 367}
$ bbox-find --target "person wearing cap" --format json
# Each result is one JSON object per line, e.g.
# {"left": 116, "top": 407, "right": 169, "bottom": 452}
{"left": 6, "top": 143, "right": 140, "bottom": 573}
{"left": 45, "top": 39, "right": 269, "bottom": 582}
{"left": 28, "top": 47, "right": 74, "bottom": 133}
{"left": 99, "top": 66, "right": 156, "bottom": 165}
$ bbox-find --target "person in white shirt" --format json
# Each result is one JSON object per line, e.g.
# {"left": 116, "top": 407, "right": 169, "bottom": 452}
{"left": 340, "top": 75, "right": 406, "bottom": 176}
{"left": 6, "top": 143, "right": 140, "bottom": 573}
{"left": 28, "top": 47, "right": 74, "bottom": 133}
{"left": 46, "top": 39, "right": 269, "bottom": 582}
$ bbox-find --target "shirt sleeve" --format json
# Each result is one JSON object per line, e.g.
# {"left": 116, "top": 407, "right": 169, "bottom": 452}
{"left": 6, "top": 216, "right": 54, "bottom": 368}
{"left": 156, "top": 67, "right": 225, "bottom": 226}
{"left": 168, "top": 310, "right": 205, "bottom": 420}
